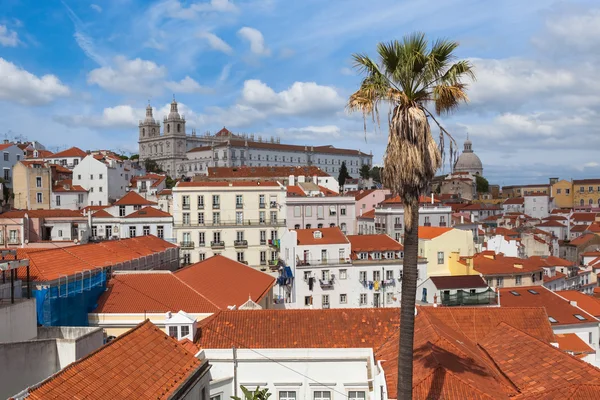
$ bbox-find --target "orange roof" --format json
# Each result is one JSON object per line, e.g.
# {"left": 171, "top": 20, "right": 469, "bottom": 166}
{"left": 347, "top": 234, "right": 403, "bottom": 252}
{"left": 177, "top": 180, "right": 279, "bottom": 188}
{"left": 588, "top": 222, "right": 600, "bottom": 233}
{"left": 113, "top": 191, "right": 158, "bottom": 206}
{"left": 570, "top": 233, "right": 598, "bottom": 247}
{"left": 82, "top": 205, "right": 110, "bottom": 213}
{"left": 582, "top": 251, "right": 600, "bottom": 257}
{"left": 318, "top": 185, "right": 339, "bottom": 196}
{"left": 357, "top": 209, "right": 375, "bottom": 219}
{"left": 16, "top": 235, "right": 177, "bottom": 282}
{"left": 199, "top": 138, "right": 370, "bottom": 156}
{"left": 175, "top": 255, "right": 275, "bottom": 309}
{"left": 206, "top": 166, "right": 329, "bottom": 179}
{"left": 27, "top": 321, "right": 205, "bottom": 400}
{"left": 157, "top": 189, "right": 172, "bottom": 196}
{"left": 418, "top": 226, "right": 452, "bottom": 240}
{"left": 131, "top": 173, "right": 167, "bottom": 188}
{"left": 50, "top": 146, "right": 87, "bottom": 158}
{"left": 543, "top": 271, "right": 566, "bottom": 283}
{"left": 286, "top": 185, "right": 306, "bottom": 197}
{"left": 382, "top": 195, "right": 440, "bottom": 204}
{"left": 555, "top": 333, "right": 596, "bottom": 355}
{"left": 125, "top": 206, "right": 171, "bottom": 218}
{"left": 571, "top": 224, "right": 590, "bottom": 233}
{"left": 294, "top": 227, "right": 349, "bottom": 245}
{"left": 94, "top": 272, "right": 220, "bottom": 313}
{"left": 91, "top": 209, "right": 113, "bottom": 218}
{"left": 572, "top": 212, "right": 598, "bottom": 222}
{"left": 52, "top": 179, "right": 87, "bottom": 192}
{"left": 556, "top": 290, "right": 600, "bottom": 318}
{"left": 0, "top": 209, "right": 84, "bottom": 219}
{"left": 50, "top": 163, "right": 73, "bottom": 174}
{"left": 344, "top": 189, "right": 379, "bottom": 201}
{"left": 503, "top": 197, "right": 524, "bottom": 205}
{"left": 500, "top": 286, "right": 598, "bottom": 326}
{"left": 472, "top": 253, "right": 545, "bottom": 275}
{"left": 536, "top": 220, "right": 566, "bottom": 228}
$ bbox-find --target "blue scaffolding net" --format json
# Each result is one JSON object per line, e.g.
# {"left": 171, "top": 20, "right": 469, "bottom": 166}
{"left": 34, "top": 270, "right": 107, "bottom": 326}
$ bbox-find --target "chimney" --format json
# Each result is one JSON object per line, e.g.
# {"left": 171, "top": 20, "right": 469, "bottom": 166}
{"left": 3, "top": 139, "right": 8, "bottom": 144}
{"left": 289, "top": 174, "right": 295, "bottom": 185}
{"left": 312, "top": 175, "right": 317, "bottom": 184}
{"left": 431, "top": 193, "right": 434, "bottom": 204}
{"left": 460, "top": 215, "right": 464, "bottom": 224}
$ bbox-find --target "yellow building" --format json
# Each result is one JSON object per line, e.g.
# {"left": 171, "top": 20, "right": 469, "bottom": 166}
{"left": 12, "top": 161, "right": 52, "bottom": 210}
{"left": 418, "top": 227, "right": 475, "bottom": 276}
{"left": 573, "top": 179, "right": 600, "bottom": 208}
{"left": 501, "top": 183, "right": 551, "bottom": 199}
{"left": 551, "top": 179, "right": 574, "bottom": 208}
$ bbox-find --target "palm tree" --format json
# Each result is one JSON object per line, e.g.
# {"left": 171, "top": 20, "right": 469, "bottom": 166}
{"left": 347, "top": 33, "right": 474, "bottom": 399}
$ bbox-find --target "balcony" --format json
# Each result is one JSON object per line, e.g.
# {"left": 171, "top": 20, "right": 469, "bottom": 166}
{"left": 236, "top": 203, "right": 243, "bottom": 209}
{"left": 322, "top": 304, "right": 330, "bottom": 309}
{"left": 7, "top": 239, "right": 20, "bottom": 245}
{"left": 439, "top": 222, "right": 447, "bottom": 227}
{"left": 259, "top": 203, "right": 266, "bottom": 209}
{"left": 180, "top": 241, "right": 195, "bottom": 249}
{"left": 260, "top": 259, "right": 267, "bottom": 266}
{"left": 440, "top": 290, "right": 498, "bottom": 307}
{"left": 234, "top": 240, "right": 248, "bottom": 248}
{"left": 394, "top": 224, "right": 402, "bottom": 229}
{"left": 174, "top": 219, "right": 287, "bottom": 228}
{"left": 260, "top": 240, "right": 267, "bottom": 245}
{"left": 238, "top": 260, "right": 248, "bottom": 265}
{"left": 424, "top": 222, "right": 432, "bottom": 227}
{"left": 213, "top": 203, "right": 220, "bottom": 210}
{"left": 270, "top": 201, "right": 278, "bottom": 209}
{"left": 319, "top": 278, "right": 335, "bottom": 288}
{"left": 198, "top": 204, "right": 204, "bottom": 210}
{"left": 268, "top": 239, "right": 279, "bottom": 249}
{"left": 139, "top": 187, "right": 147, "bottom": 193}
{"left": 297, "top": 258, "right": 350, "bottom": 267}
{"left": 211, "top": 241, "right": 225, "bottom": 249}
{"left": 198, "top": 241, "right": 206, "bottom": 247}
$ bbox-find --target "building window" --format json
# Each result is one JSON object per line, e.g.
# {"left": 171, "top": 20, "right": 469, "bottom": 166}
{"left": 349, "top": 392, "right": 366, "bottom": 400}
{"left": 516, "top": 275, "right": 522, "bottom": 285}
{"left": 56, "top": 196, "right": 61, "bottom": 206}
{"left": 213, "top": 232, "right": 221, "bottom": 243}
{"left": 143, "top": 226, "right": 150, "bottom": 235}
{"left": 198, "top": 212, "right": 205, "bottom": 224}
{"left": 183, "top": 213, "right": 190, "bottom": 225}
{"left": 294, "top": 206, "right": 301, "bottom": 217}
{"left": 359, "top": 293, "right": 367, "bottom": 306}
{"left": 99, "top": 174, "right": 103, "bottom": 179}
{"left": 129, "top": 226, "right": 136, "bottom": 237}
{"left": 157, "top": 226, "right": 164, "bottom": 239}
{"left": 340, "top": 294, "right": 347, "bottom": 304}
{"left": 197, "top": 195, "right": 204, "bottom": 209}
{"left": 36, "top": 176, "right": 42, "bottom": 187}
{"left": 213, "top": 212, "right": 221, "bottom": 224}
{"left": 181, "top": 325, "right": 190, "bottom": 337}
{"left": 259, "top": 211, "right": 266, "bottom": 223}
{"left": 182, "top": 195, "right": 190, "bottom": 209}
{"left": 199, "top": 232, "right": 205, "bottom": 245}
{"left": 199, "top": 253, "right": 206, "bottom": 261}
{"left": 183, "top": 253, "right": 191, "bottom": 265}
{"left": 304, "top": 296, "right": 312, "bottom": 306}
{"left": 386, "top": 270, "right": 394, "bottom": 280}
{"left": 556, "top": 188, "right": 561, "bottom": 194}
{"left": 168, "top": 326, "right": 177, "bottom": 338}
{"left": 386, "top": 292, "right": 394, "bottom": 303}
{"left": 566, "top": 188, "right": 570, "bottom": 194}
{"left": 2, "top": 152, "right": 7, "bottom": 161}
{"left": 212, "top": 194, "right": 220, "bottom": 209}
{"left": 236, "top": 211, "right": 243, "bottom": 224}
{"left": 340, "top": 207, "right": 346, "bottom": 216}
{"left": 117, "top": 206, "right": 125, "bottom": 217}
{"left": 99, "top": 186, "right": 103, "bottom": 192}
{"left": 90, "top": 174, "right": 94, "bottom": 180}
{"left": 322, "top": 295, "right": 330, "bottom": 308}
{"left": 314, "top": 391, "right": 330, "bottom": 400}
{"left": 437, "top": 251, "right": 444, "bottom": 264}
{"left": 36, "top": 192, "right": 43, "bottom": 203}
{"left": 339, "top": 269, "right": 347, "bottom": 280}
{"left": 496, "top": 277, "right": 504, "bottom": 287}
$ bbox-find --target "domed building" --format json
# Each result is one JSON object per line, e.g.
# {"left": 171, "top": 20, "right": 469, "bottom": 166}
{"left": 454, "top": 136, "right": 483, "bottom": 176}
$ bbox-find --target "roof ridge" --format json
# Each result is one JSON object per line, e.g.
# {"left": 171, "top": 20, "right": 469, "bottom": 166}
{"left": 172, "top": 273, "right": 223, "bottom": 311}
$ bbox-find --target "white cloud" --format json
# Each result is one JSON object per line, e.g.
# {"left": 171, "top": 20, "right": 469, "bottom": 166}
{"left": 340, "top": 67, "right": 354, "bottom": 76}
{"left": 166, "top": 76, "right": 211, "bottom": 94}
{"left": 62, "top": 0, "right": 107, "bottom": 65}
{"left": 276, "top": 125, "right": 341, "bottom": 140}
{"left": 240, "top": 79, "right": 344, "bottom": 115}
{"left": 0, "top": 25, "right": 19, "bottom": 47}
{"left": 87, "top": 56, "right": 167, "bottom": 94}
{"left": 55, "top": 105, "right": 143, "bottom": 128}
{"left": 90, "top": 4, "right": 102, "bottom": 13}
{"left": 194, "top": 0, "right": 237, "bottom": 12}
{"left": 534, "top": 8, "right": 600, "bottom": 54}
{"left": 0, "top": 57, "right": 70, "bottom": 105}
{"left": 237, "top": 27, "right": 270, "bottom": 56}
{"left": 218, "top": 63, "right": 232, "bottom": 82}
{"left": 198, "top": 31, "right": 233, "bottom": 54}
{"left": 163, "top": 0, "right": 237, "bottom": 19}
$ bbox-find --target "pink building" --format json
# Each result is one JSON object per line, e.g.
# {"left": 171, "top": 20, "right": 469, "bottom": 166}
{"left": 344, "top": 189, "right": 390, "bottom": 218}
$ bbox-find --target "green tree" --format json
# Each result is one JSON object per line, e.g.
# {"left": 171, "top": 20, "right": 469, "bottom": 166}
{"left": 360, "top": 164, "right": 371, "bottom": 180}
{"left": 338, "top": 161, "right": 351, "bottom": 189}
{"left": 130, "top": 154, "right": 140, "bottom": 160}
{"left": 370, "top": 166, "right": 382, "bottom": 183}
{"left": 144, "top": 158, "right": 163, "bottom": 173}
{"left": 231, "top": 386, "right": 271, "bottom": 400}
{"left": 165, "top": 176, "right": 177, "bottom": 189}
{"left": 475, "top": 175, "right": 489, "bottom": 193}
{"left": 119, "top": 155, "right": 129, "bottom": 160}
{"left": 348, "top": 33, "right": 474, "bottom": 399}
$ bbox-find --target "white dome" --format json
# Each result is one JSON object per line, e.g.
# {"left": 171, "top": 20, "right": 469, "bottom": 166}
{"left": 454, "top": 138, "right": 483, "bottom": 175}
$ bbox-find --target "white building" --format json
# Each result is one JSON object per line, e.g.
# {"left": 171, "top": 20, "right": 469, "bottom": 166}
{"left": 0, "top": 142, "right": 24, "bottom": 187}
{"left": 524, "top": 192, "right": 554, "bottom": 219}
{"left": 47, "top": 146, "right": 87, "bottom": 169}
{"left": 286, "top": 184, "right": 356, "bottom": 234}
{"left": 277, "top": 228, "right": 427, "bottom": 308}
{"left": 51, "top": 180, "right": 88, "bottom": 210}
{"left": 502, "top": 197, "right": 524, "bottom": 213}
{"left": 129, "top": 173, "right": 167, "bottom": 202}
{"left": 485, "top": 234, "right": 523, "bottom": 258}
{"left": 73, "top": 154, "right": 131, "bottom": 206}
{"left": 172, "top": 180, "right": 287, "bottom": 267}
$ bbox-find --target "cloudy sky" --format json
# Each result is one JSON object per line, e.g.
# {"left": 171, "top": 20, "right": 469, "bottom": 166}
{"left": 1, "top": 0, "right": 599, "bottom": 185}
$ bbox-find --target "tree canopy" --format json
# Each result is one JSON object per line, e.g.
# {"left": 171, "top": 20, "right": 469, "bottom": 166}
{"left": 476, "top": 175, "right": 489, "bottom": 193}
{"left": 338, "top": 161, "right": 351, "bottom": 188}
{"left": 360, "top": 164, "right": 371, "bottom": 180}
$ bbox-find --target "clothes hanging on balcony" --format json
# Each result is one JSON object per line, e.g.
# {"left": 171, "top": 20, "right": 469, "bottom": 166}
{"left": 308, "top": 277, "right": 314, "bottom": 291}
{"left": 368, "top": 281, "right": 373, "bottom": 290}
{"left": 374, "top": 281, "right": 380, "bottom": 291}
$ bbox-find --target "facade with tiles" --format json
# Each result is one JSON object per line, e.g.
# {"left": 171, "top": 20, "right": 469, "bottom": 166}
{"left": 172, "top": 181, "right": 287, "bottom": 267}
{"left": 277, "top": 229, "right": 427, "bottom": 308}
{"left": 138, "top": 100, "right": 373, "bottom": 178}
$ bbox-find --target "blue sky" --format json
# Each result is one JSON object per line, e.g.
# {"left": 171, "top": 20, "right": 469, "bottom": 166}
{"left": 1, "top": 0, "right": 600, "bottom": 185}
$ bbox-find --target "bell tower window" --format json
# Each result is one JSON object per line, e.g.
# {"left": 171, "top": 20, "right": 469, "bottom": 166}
{"left": 177, "top": 123, "right": 181, "bottom": 133}
{"left": 142, "top": 128, "right": 145, "bottom": 137}
{"left": 167, "top": 124, "right": 170, "bottom": 133}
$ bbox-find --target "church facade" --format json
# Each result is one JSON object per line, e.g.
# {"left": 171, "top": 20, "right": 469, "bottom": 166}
{"left": 139, "top": 99, "right": 373, "bottom": 178}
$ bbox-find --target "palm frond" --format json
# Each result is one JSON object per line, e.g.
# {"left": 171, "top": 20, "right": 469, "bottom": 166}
{"left": 432, "top": 83, "right": 469, "bottom": 115}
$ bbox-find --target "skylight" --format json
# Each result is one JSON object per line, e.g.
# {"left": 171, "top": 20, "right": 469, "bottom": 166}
{"left": 548, "top": 316, "right": 558, "bottom": 323}
{"left": 510, "top": 291, "right": 520, "bottom": 296}
{"left": 528, "top": 289, "right": 539, "bottom": 295}
{"left": 574, "top": 314, "right": 587, "bottom": 321}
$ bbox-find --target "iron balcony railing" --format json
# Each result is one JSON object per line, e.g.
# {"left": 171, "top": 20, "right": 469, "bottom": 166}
{"left": 319, "top": 278, "right": 335, "bottom": 287}
{"left": 182, "top": 204, "right": 190, "bottom": 210}
{"left": 180, "top": 241, "right": 195, "bottom": 249}
{"left": 236, "top": 203, "right": 243, "bottom": 209}
{"left": 296, "top": 258, "right": 351, "bottom": 267}
{"left": 234, "top": 240, "right": 248, "bottom": 248}
{"left": 259, "top": 203, "right": 266, "bottom": 209}
{"left": 213, "top": 203, "right": 220, "bottom": 209}
{"left": 175, "top": 219, "right": 287, "bottom": 228}
{"left": 211, "top": 241, "right": 225, "bottom": 248}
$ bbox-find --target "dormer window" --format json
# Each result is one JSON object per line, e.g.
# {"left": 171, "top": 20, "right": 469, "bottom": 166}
{"left": 359, "top": 252, "right": 368, "bottom": 260}
{"left": 373, "top": 252, "right": 381, "bottom": 260}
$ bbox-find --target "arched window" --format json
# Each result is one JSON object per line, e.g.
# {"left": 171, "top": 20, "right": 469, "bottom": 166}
{"left": 167, "top": 124, "right": 170, "bottom": 133}
{"left": 340, "top": 222, "right": 347, "bottom": 233}
{"left": 580, "top": 199, "right": 585, "bottom": 206}
{"left": 177, "top": 124, "right": 181, "bottom": 133}
{"left": 152, "top": 128, "right": 156, "bottom": 134}
{"left": 142, "top": 128, "right": 145, "bottom": 136}
{"left": 590, "top": 199, "right": 594, "bottom": 205}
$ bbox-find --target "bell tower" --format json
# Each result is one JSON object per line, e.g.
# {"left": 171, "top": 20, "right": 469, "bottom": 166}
{"left": 138, "top": 102, "right": 160, "bottom": 161}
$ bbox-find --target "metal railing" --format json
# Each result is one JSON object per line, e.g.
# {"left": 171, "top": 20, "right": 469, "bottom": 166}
{"left": 440, "top": 289, "right": 497, "bottom": 306}
{"left": 198, "top": 204, "right": 204, "bottom": 210}
{"left": 319, "top": 278, "right": 335, "bottom": 287}
{"left": 270, "top": 202, "right": 278, "bottom": 208}
{"left": 180, "top": 241, "right": 195, "bottom": 249}
{"left": 259, "top": 203, "right": 266, "bottom": 209}
{"left": 234, "top": 240, "right": 248, "bottom": 248}
{"left": 175, "top": 219, "right": 287, "bottom": 228}
{"left": 238, "top": 260, "right": 248, "bottom": 265}
{"left": 211, "top": 241, "right": 225, "bottom": 248}
{"left": 297, "top": 258, "right": 350, "bottom": 267}
{"left": 236, "top": 203, "right": 243, "bottom": 209}
{"left": 213, "top": 204, "right": 220, "bottom": 209}
{"left": 394, "top": 224, "right": 402, "bottom": 229}
{"left": 182, "top": 204, "right": 190, "bottom": 210}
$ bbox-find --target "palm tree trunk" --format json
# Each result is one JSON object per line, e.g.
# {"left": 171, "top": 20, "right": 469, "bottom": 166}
{"left": 397, "top": 202, "right": 419, "bottom": 400}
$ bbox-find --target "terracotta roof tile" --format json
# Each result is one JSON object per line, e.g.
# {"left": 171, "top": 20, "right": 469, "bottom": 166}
{"left": 543, "top": 271, "right": 566, "bottom": 283}
{"left": 500, "top": 286, "right": 598, "bottom": 326}
{"left": 318, "top": 185, "right": 339, "bottom": 196}
{"left": 357, "top": 209, "right": 375, "bottom": 219}
{"left": 113, "top": 191, "right": 158, "bottom": 206}
{"left": 125, "top": 206, "right": 171, "bottom": 218}
{"left": 0, "top": 209, "right": 84, "bottom": 218}
{"left": 177, "top": 180, "right": 280, "bottom": 188}
{"left": 347, "top": 234, "right": 403, "bottom": 252}
{"left": 570, "top": 233, "right": 598, "bottom": 246}
{"left": 556, "top": 290, "right": 600, "bottom": 318}
{"left": 286, "top": 185, "right": 306, "bottom": 197}
{"left": 94, "top": 272, "right": 220, "bottom": 313}
{"left": 418, "top": 226, "right": 453, "bottom": 240}
{"left": 91, "top": 209, "right": 114, "bottom": 218}
{"left": 529, "top": 255, "right": 575, "bottom": 267}
{"left": 157, "top": 189, "right": 172, "bottom": 196}
{"left": 574, "top": 179, "right": 600, "bottom": 185}
{"left": 174, "top": 255, "right": 275, "bottom": 309}
{"left": 383, "top": 195, "right": 440, "bottom": 204}
{"left": 206, "top": 166, "right": 329, "bottom": 179}
{"left": 572, "top": 213, "right": 598, "bottom": 222}
{"left": 50, "top": 146, "right": 87, "bottom": 158}
{"left": 472, "top": 253, "right": 545, "bottom": 275}
{"left": 571, "top": 224, "right": 590, "bottom": 233}
{"left": 344, "top": 189, "right": 381, "bottom": 201}
{"left": 555, "top": 333, "right": 596, "bottom": 355}
{"left": 203, "top": 139, "right": 370, "bottom": 156}
{"left": 504, "top": 197, "right": 525, "bottom": 205}
{"left": 52, "top": 179, "right": 88, "bottom": 192}
{"left": 536, "top": 220, "right": 566, "bottom": 228}
{"left": 428, "top": 275, "right": 488, "bottom": 289}
{"left": 294, "top": 227, "right": 349, "bottom": 245}
{"left": 27, "top": 321, "right": 205, "bottom": 400}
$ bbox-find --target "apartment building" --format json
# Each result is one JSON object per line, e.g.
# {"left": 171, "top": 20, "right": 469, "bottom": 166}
{"left": 51, "top": 179, "right": 88, "bottom": 210}
{"left": 286, "top": 183, "right": 356, "bottom": 234}
{"left": 373, "top": 195, "right": 452, "bottom": 241}
{"left": 573, "top": 178, "right": 600, "bottom": 208}
{"left": 12, "top": 161, "right": 72, "bottom": 210}
{"left": 418, "top": 227, "right": 476, "bottom": 276}
{"left": 501, "top": 181, "right": 553, "bottom": 198}
{"left": 277, "top": 228, "right": 427, "bottom": 308}
{"left": 0, "top": 209, "right": 89, "bottom": 245}
{"left": 73, "top": 155, "right": 130, "bottom": 206}
{"left": 47, "top": 146, "right": 87, "bottom": 169}
{"left": 129, "top": 173, "right": 167, "bottom": 202}
{"left": 552, "top": 179, "right": 574, "bottom": 208}
{"left": 0, "top": 142, "right": 24, "bottom": 187}
{"left": 172, "top": 180, "right": 287, "bottom": 267}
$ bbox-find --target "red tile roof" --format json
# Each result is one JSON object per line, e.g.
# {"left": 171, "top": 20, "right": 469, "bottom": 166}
{"left": 177, "top": 180, "right": 280, "bottom": 187}
{"left": 0, "top": 209, "right": 84, "bottom": 219}
{"left": 543, "top": 271, "right": 566, "bottom": 283}
{"left": 206, "top": 166, "right": 329, "bottom": 179}
{"left": 94, "top": 272, "right": 220, "bottom": 313}
{"left": 174, "top": 255, "right": 275, "bottom": 309}
{"left": 536, "top": 220, "right": 566, "bottom": 228}
{"left": 203, "top": 139, "right": 370, "bottom": 156}
{"left": 26, "top": 321, "right": 206, "bottom": 400}
{"left": 571, "top": 224, "right": 590, "bottom": 233}
{"left": 418, "top": 226, "right": 453, "bottom": 240}
{"left": 50, "top": 146, "right": 87, "bottom": 158}
{"left": 519, "top": 384, "right": 600, "bottom": 399}
{"left": 318, "top": 185, "right": 339, "bottom": 196}
{"left": 113, "top": 191, "right": 158, "bottom": 206}
{"left": 583, "top": 251, "right": 600, "bottom": 257}
{"left": 504, "top": 197, "right": 525, "bottom": 205}
{"left": 347, "top": 234, "right": 403, "bottom": 252}
{"left": 574, "top": 179, "right": 600, "bottom": 185}
{"left": 52, "top": 179, "right": 88, "bottom": 193}
{"left": 294, "top": 227, "right": 349, "bottom": 245}
{"left": 357, "top": 209, "right": 375, "bottom": 219}
{"left": 472, "top": 253, "right": 545, "bottom": 275}
{"left": 570, "top": 233, "right": 599, "bottom": 247}
{"left": 157, "top": 189, "right": 172, "bottom": 196}
{"left": 344, "top": 189, "right": 381, "bottom": 201}
{"left": 382, "top": 195, "right": 440, "bottom": 204}
{"left": 428, "top": 275, "right": 488, "bottom": 289}
{"left": 572, "top": 212, "right": 598, "bottom": 222}
{"left": 27, "top": 149, "right": 54, "bottom": 158}
{"left": 500, "top": 286, "right": 598, "bottom": 326}
{"left": 91, "top": 209, "right": 114, "bottom": 218}
{"left": 125, "top": 206, "right": 171, "bottom": 218}
{"left": 556, "top": 290, "right": 600, "bottom": 318}
{"left": 50, "top": 163, "right": 73, "bottom": 174}
{"left": 555, "top": 333, "right": 596, "bottom": 355}
{"left": 286, "top": 185, "right": 306, "bottom": 197}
